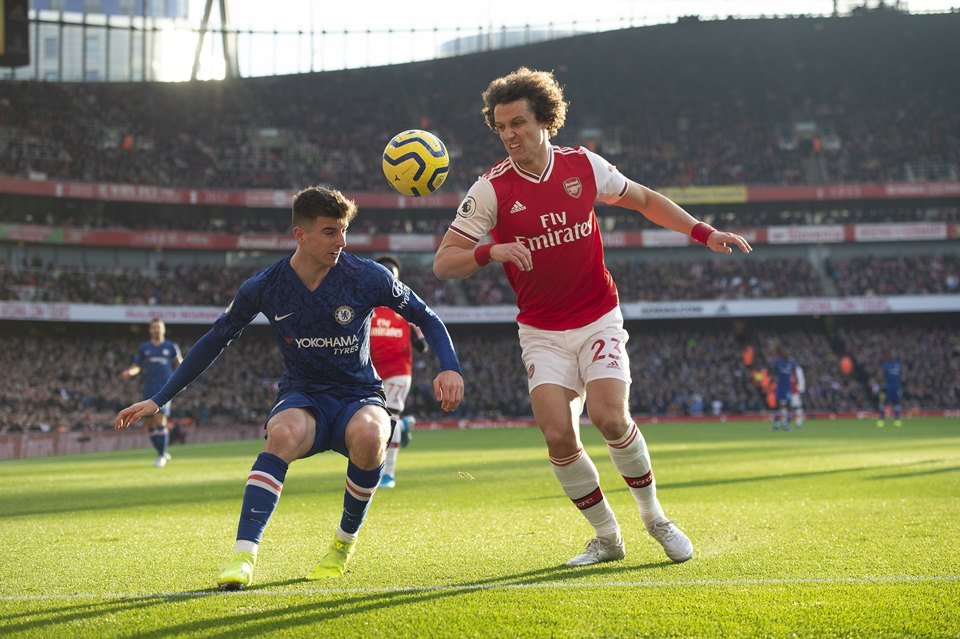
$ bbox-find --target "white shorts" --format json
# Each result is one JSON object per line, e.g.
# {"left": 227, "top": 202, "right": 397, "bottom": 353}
{"left": 790, "top": 393, "right": 803, "bottom": 409}
{"left": 382, "top": 374, "right": 412, "bottom": 414}
{"left": 518, "top": 306, "right": 632, "bottom": 399}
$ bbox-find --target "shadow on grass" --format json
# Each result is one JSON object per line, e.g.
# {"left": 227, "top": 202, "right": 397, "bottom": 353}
{"left": 651, "top": 457, "right": 948, "bottom": 491}
{"left": 0, "top": 589, "right": 215, "bottom": 634}
{"left": 867, "top": 464, "right": 960, "bottom": 480}
{"left": 142, "top": 559, "right": 670, "bottom": 639}
{"left": 0, "top": 559, "right": 669, "bottom": 637}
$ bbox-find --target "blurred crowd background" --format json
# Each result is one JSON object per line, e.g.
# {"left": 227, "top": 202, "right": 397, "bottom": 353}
{"left": 1, "top": 9, "right": 958, "bottom": 434}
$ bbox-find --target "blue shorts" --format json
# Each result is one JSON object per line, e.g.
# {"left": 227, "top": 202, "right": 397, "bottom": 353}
{"left": 267, "top": 390, "right": 388, "bottom": 458}
{"left": 775, "top": 386, "right": 790, "bottom": 403}
{"left": 884, "top": 388, "right": 902, "bottom": 404}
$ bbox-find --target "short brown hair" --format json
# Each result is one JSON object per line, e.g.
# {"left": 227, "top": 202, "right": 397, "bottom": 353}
{"left": 481, "top": 67, "right": 568, "bottom": 138}
{"left": 292, "top": 186, "right": 358, "bottom": 229}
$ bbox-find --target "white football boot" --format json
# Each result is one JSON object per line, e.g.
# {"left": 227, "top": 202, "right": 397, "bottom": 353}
{"left": 566, "top": 536, "right": 626, "bottom": 567}
{"left": 646, "top": 519, "right": 693, "bottom": 563}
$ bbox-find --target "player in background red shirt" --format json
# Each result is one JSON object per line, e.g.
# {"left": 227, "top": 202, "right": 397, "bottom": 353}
{"left": 370, "top": 256, "right": 429, "bottom": 488}
{"left": 434, "top": 67, "right": 752, "bottom": 567}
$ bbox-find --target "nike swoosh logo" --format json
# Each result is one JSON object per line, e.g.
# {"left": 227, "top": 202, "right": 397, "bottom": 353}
{"left": 274, "top": 313, "right": 294, "bottom": 321}
{"left": 251, "top": 508, "right": 269, "bottom": 514}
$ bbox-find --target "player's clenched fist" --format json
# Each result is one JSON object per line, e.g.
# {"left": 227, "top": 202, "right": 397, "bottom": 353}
{"left": 115, "top": 399, "right": 160, "bottom": 430}
{"left": 433, "top": 370, "right": 464, "bottom": 412}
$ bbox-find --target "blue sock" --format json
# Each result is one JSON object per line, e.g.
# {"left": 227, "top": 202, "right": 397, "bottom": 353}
{"left": 149, "top": 427, "right": 168, "bottom": 455}
{"left": 237, "top": 452, "right": 288, "bottom": 545}
{"left": 340, "top": 462, "right": 383, "bottom": 536}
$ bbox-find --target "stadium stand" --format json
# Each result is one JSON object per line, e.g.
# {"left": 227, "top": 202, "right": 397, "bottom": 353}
{"left": 1, "top": 10, "right": 958, "bottom": 443}
{"left": 1, "top": 11, "right": 959, "bottom": 191}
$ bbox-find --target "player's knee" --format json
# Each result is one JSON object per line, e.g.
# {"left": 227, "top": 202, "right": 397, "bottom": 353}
{"left": 347, "top": 420, "right": 389, "bottom": 469}
{"left": 541, "top": 426, "right": 579, "bottom": 458}
{"left": 590, "top": 414, "right": 630, "bottom": 439}
{"left": 265, "top": 421, "right": 306, "bottom": 457}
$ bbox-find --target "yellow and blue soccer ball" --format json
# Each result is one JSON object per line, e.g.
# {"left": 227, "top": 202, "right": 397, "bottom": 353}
{"left": 382, "top": 130, "right": 449, "bottom": 197}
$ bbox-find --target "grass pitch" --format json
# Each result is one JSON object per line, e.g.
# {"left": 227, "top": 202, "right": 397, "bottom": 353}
{"left": 1, "top": 417, "right": 958, "bottom": 638}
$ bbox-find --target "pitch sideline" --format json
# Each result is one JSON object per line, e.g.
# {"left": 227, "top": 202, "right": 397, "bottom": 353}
{"left": 2, "top": 574, "right": 958, "bottom": 602}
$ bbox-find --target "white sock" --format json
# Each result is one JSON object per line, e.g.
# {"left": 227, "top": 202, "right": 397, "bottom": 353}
{"left": 605, "top": 423, "right": 666, "bottom": 528}
{"left": 234, "top": 540, "right": 258, "bottom": 555}
{"left": 550, "top": 448, "right": 620, "bottom": 540}
{"left": 336, "top": 525, "right": 358, "bottom": 543}
{"left": 384, "top": 421, "right": 401, "bottom": 476}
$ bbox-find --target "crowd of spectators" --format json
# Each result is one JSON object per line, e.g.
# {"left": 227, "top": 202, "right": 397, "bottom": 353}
{"left": 5, "top": 252, "right": 960, "bottom": 306}
{"left": 826, "top": 254, "right": 960, "bottom": 296}
{"left": 835, "top": 323, "right": 959, "bottom": 410}
{"left": 2, "top": 201, "right": 958, "bottom": 237}
{"left": 1, "top": 318, "right": 955, "bottom": 434}
{"left": 1, "top": 12, "right": 958, "bottom": 192}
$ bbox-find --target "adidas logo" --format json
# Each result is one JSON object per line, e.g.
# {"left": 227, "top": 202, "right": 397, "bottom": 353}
{"left": 509, "top": 200, "right": 527, "bottom": 214}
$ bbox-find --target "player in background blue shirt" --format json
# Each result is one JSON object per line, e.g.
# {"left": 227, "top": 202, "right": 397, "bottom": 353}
{"left": 115, "top": 187, "right": 465, "bottom": 590}
{"left": 120, "top": 318, "right": 183, "bottom": 467}
{"left": 877, "top": 353, "right": 903, "bottom": 428}
{"left": 771, "top": 347, "right": 799, "bottom": 431}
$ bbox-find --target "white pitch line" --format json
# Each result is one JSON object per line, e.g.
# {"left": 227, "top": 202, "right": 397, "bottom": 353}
{"left": 1, "top": 575, "right": 958, "bottom": 602}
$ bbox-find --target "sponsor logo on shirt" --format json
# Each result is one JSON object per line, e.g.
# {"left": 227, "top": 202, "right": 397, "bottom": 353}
{"left": 514, "top": 210, "right": 594, "bottom": 253}
{"left": 285, "top": 335, "right": 359, "bottom": 350}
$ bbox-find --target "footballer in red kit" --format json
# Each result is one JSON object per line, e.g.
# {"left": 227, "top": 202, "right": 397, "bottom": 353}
{"left": 370, "top": 255, "right": 429, "bottom": 488}
{"left": 434, "top": 67, "right": 752, "bottom": 568}
{"left": 449, "top": 146, "right": 622, "bottom": 330}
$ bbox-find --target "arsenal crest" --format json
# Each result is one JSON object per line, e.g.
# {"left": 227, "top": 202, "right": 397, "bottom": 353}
{"left": 563, "top": 177, "right": 582, "bottom": 198}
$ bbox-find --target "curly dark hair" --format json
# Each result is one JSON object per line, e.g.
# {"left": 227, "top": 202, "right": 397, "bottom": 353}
{"left": 481, "top": 67, "right": 568, "bottom": 138}
{"left": 291, "top": 186, "right": 358, "bottom": 229}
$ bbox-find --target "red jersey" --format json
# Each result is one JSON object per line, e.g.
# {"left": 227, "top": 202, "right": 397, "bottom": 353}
{"left": 369, "top": 307, "right": 413, "bottom": 378}
{"left": 450, "top": 146, "right": 629, "bottom": 330}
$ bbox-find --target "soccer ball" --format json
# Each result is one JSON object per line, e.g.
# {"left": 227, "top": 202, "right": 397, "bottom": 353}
{"left": 382, "top": 130, "right": 449, "bottom": 197}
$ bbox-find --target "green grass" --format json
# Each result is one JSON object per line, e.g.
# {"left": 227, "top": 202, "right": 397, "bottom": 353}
{"left": 1, "top": 418, "right": 959, "bottom": 638}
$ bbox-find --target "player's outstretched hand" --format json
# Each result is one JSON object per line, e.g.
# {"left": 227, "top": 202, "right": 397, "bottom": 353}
{"left": 115, "top": 399, "right": 159, "bottom": 430}
{"left": 433, "top": 370, "right": 464, "bottom": 412}
{"left": 707, "top": 230, "right": 753, "bottom": 255}
{"left": 491, "top": 241, "right": 533, "bottom": 271}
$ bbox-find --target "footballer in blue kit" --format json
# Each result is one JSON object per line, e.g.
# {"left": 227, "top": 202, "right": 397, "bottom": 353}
{"left": 877, "top": 354, "right": 904, "bottom": 427}
{"left": 115, "top": 186, "right": 464, "bottom": 589}
{"left": 121, "top": 318, "right": 182, "bottom": 467}
{"left": 771, "top": 348, "right": 798, "bottom": 431}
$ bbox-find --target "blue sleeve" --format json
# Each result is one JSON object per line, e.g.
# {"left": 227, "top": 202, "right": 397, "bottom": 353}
{"left": 149, "top": 278, "right": 262, "bottom": 407}
{"left": 381, "top": 273, "right": 461, "bottom": 375}
{"left": 132, "top": 344, "right": 145, "bottom": 366}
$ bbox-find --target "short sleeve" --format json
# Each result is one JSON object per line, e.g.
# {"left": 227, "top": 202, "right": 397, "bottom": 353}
{"left": 448, "top": 177, "right": 498, "bottom": 244}
{"left": 584, "top": 148, "right": 630, "bottom": 204}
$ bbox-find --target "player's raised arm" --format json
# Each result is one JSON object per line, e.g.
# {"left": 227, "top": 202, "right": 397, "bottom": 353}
{"left": 616, "top": 181, "right": 753, "bottom": 255}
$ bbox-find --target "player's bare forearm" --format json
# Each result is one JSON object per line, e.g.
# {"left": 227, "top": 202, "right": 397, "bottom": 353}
{"left": 434, "top": 241, "right": 482, "bottom": 279}
{"left": 434, "top": 230, "right": 532, "bottom": 277}
{"left": 620, "top": 182, "right": 698, "bottom": 234}
{"left": 433, "top": 370, "right": 464, "bottom": 412}
{"left": 619, "top": 181, "right": 752, "bottom": 255}
{"left": 115, "top": 399, "right": 159, "bottom": 430}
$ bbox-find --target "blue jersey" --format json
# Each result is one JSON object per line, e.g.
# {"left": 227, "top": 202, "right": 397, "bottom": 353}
{"left": 132, "top": 339, "right": 182, "bottom": 397}
{"left": 151, "top": 253, "right": 460, "bottom": 407}
{"left": 881, "top": 360, "right": 902, "bottom": 394}
{"left": 773, "top": 357, "right": 797, "bottom": 399}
